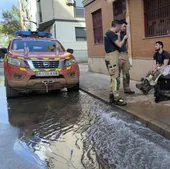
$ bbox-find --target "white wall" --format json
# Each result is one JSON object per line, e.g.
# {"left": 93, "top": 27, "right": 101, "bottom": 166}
{"left": 29, "top": 0, "right": 38, "bottom": 31}
{"left": 40, "top": 0, "right": 85, "bottom": 22}
{"left": 53, "top": 0, "right": 75, "bottom": 19}
{"left": 40, "top": 0, "right": 54, "bottom": 22}
{"left": 55, "top": 21, "right": 86, "bottom": 49}
{"left": 40, "top": 0, "right": 74, "bottom": 22}
{"left": 51, "top": 21, "right": 88, "bottom": 62}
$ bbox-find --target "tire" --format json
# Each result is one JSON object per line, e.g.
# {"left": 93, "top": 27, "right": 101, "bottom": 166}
{"left": 155, "top": 96, "right": 160, "bottom": 103}
{"left": 154, "top": 84, "right": 160, "bottom": 103}
{"left": 67, "top": 82, "right": 79, "bottom": 92}
{"left": 5, "top": 78, "right": 18, "bottom": 98}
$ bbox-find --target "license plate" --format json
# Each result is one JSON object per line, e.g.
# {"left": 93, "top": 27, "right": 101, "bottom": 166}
{"left": 36, "top": 71, "right": 59, "bottom": 77}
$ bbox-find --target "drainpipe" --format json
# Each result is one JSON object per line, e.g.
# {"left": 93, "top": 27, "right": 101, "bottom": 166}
{"left": 52, "top": 0, "right": 55, "bottom": 38}
{"left": 19, "top": 0, "right": 24, "bottom": 30}
{"left": 126, "top": 0, "right": 133, "bottom": 66}
{"left": 52, "top": 0, "right": 55, "bottom": 18}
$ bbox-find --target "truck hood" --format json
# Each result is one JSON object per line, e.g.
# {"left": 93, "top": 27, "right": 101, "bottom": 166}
{"left": 9, "top": 50, "right": 73, "bottom": 60}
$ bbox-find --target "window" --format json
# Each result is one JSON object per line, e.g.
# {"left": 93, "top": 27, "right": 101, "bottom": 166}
{"left": 12, "top": 40, "right": 64, "bottom": 52}
{"left": 74, "top": 7, "right": 85, "bottom": 18}
{"left": 113, "top": 0, "right": 126, "bottom": 20}
{"left": 144, "top": 0, "right": 170, "bottom": 37}
{"left": 92, "top": 9, "right": 103, "bottom": 44}
{"left": 75, "top": 27, "right": 87, "bottom": 41}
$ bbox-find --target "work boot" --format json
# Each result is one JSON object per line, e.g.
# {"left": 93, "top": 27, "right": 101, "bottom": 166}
{"left": 109, "top": 93, "right": 114, "bottom": 103}
{"left": 124, "top": 89, "right": 135, "bottom": 94}
{"left": 143, "top": 79, "right": 154, "bottom": 94}
{"left": 114, "top": 98, "right": 127, "bottom": 106}
{"left": 136, "top": 80, "right": 153, "bottom": 95}
{"left": 109, "top": 94, "right": 127, "bottom": 106}
{"left": 141, "top": 77, "right": 145, "bottom": 82}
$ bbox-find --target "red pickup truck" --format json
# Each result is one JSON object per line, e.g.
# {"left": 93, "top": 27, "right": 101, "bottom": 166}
{"left": 1, "top": 31, "right": 79, "bottom": 98}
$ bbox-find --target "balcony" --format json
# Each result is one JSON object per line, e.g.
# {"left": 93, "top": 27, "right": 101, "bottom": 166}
{"left": 82, "top": 0, "right": 95, "bottom": 7}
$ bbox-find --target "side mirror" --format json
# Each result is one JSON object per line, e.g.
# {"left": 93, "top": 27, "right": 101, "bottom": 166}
{"left": 0, "top": 48, "right": 8, "bottom": 54}
{"left": 66, "top": 48, "right": 74, "bottom": 54}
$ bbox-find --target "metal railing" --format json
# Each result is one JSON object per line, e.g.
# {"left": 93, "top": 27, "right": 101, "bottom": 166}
{"left": 82, "top": 0, "right": 95, "bottom": 7}
{"left": 144, "top": 0, "right": 170, "bottom": 37}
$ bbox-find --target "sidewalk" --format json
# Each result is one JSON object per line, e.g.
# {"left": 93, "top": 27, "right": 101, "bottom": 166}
{"left": 79, "top": 64, "right": 170, "bottom": 139}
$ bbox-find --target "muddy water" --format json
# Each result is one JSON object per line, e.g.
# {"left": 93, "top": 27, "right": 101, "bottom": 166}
{"left": 1, "top": 76, "right": 170, "bottom": 168}
{"left": 7, "top": 91, "right": 108, "bottom": 169}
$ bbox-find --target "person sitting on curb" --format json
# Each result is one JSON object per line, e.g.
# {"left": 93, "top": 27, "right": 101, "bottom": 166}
{"left": 136, "top": 41, "right": 170, "bottom": 95}
{"left": 117, "top": 19, "right": 135, "bottom": 95}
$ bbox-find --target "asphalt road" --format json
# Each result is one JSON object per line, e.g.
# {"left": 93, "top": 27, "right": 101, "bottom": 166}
{"left": 1, "top": 72, "right": 170, "bottom": 169}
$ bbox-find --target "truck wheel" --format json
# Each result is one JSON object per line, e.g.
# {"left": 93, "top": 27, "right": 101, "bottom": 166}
{"left": 5, "top": 78, "right": 18, "bottom": 98}
{"left": 67, "top": 82, "right": 79, "bottom": 92}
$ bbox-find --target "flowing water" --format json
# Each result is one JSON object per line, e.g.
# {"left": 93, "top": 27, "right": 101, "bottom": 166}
{"left": 1, "top": 75, "right": 170, "bottom": 168}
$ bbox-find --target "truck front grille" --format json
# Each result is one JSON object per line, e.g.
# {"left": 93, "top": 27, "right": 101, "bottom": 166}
{"left": 32, "top": 61, "right": 60, "bottom": 68}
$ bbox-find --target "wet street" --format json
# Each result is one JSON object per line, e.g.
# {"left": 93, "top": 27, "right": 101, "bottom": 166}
{"left": 1, "top": 68, "right": 170, "bottom": 169}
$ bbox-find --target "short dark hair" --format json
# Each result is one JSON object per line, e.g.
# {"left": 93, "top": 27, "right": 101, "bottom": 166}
{"left": 155, "top": 41, "right": 164, "bottom": 48}
{"left": 120, "top": 19, "right": 127, "bottom": 25}
{"left": 111, "top": 20, "right": 121, "bottom": 27}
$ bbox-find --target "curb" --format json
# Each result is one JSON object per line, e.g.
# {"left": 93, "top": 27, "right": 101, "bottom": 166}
{"left": 80, "top": 86, "right": 170, "bottom": 140}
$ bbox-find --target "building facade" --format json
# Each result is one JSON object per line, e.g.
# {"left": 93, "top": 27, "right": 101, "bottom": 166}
{"left": 19, "top": 0, "right": 88, "bottom": 63}
{"left": 37, "top": 0, "right": 88, "bottom": 63}
{"left": 19, "top": 0, "right": 38, "bottom": 31}
{"left": 83, "top": 0, "right": 170, "bottom": 80}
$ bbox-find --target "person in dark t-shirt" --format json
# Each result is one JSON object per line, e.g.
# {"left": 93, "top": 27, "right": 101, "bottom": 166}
{"left": 117, "top": 20, "right": 135, "bottom": 95}
{"left": 104, "top": 20, "right": 128, "bottom": 106}
{"left": 136, "top": 41, "right": 170, "bottom": 94}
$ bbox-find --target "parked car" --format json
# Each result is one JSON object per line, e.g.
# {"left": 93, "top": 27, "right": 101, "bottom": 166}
{"left": 154, "top": 74, "right": 170, "bottom": 103}
{"left": 1, "top": 30, "right": 79, "bottom": 98}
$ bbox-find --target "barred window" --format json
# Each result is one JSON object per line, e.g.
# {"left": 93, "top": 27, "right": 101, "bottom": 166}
{"left": 92, "top": 9, "right": 103, "bottom": 44}
{"left": 113, "top": 0, "right": 126, "bottom": 20}
{"left": 144, "top": 0, "right": 170, "bottom": 37}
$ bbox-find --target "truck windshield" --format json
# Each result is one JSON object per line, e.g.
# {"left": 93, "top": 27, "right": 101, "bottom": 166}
{"left": 11, "top": 39, "right": 64, "bottom": 52}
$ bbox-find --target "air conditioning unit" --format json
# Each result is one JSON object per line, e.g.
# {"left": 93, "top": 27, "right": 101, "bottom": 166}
{"left": 66, "top": 0, "right": 74, "bottom": 5}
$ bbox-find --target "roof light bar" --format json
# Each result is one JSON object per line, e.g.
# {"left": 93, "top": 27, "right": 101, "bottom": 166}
{"left": 38, "top": 32, "right": 52, "bottom": 38}
{"left": 15, "top": 31, "right": 31, "bottom": 36}
{"left": 14, "top": 30, "right": 52, "bottom": 38}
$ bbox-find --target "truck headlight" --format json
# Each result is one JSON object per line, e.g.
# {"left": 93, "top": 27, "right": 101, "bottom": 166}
{"left": 65, "top": 58, "right": 76, "bottom": 66}
{"left": 8, "top": 58, "right": 29, "bottom": 68}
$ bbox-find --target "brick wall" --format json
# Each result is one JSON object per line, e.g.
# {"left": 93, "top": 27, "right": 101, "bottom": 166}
{"left": 85, "top": 0, "right": 170, "bottom": 59}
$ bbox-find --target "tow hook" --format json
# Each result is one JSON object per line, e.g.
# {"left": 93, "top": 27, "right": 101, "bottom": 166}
{"left": 42, "top": 80, "right": 55, "bottom": 93}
